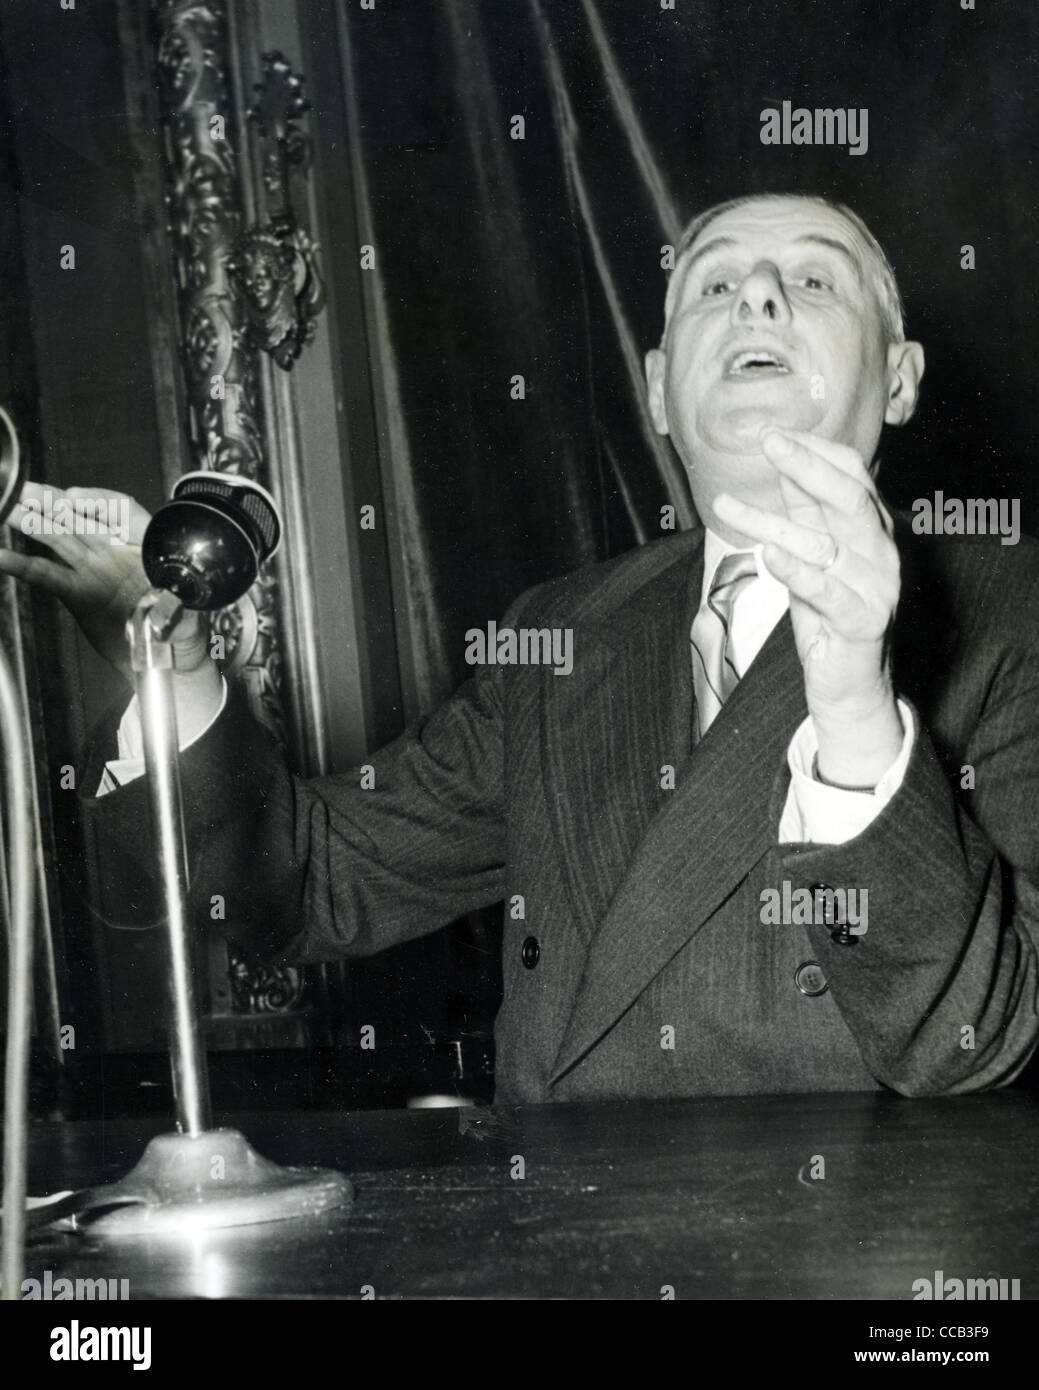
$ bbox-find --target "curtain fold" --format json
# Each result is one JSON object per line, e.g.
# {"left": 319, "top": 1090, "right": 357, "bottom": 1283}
{"left": 342, "top": 0, "right": 691, "bottom": 710}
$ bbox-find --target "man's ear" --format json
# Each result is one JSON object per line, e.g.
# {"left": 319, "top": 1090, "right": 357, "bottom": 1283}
{"left": 644, "top": 347, "right": 670, "bottom": 435}
{"left": 884, "top": 340, "right": 925, "bottom": 426}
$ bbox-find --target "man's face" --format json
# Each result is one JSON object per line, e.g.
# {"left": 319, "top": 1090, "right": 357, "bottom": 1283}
{"left": 247, "top": 253, "right": 277, "bottom": 312}
{"left": 644, "top": 197, "right": 923, "bottom": 534}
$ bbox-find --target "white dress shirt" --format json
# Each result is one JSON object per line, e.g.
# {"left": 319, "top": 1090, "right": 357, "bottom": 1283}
{"left": 101, "top": 531, "right": 914, "bottom": 845}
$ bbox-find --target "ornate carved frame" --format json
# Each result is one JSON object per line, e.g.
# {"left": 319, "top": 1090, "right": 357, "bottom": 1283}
{"left": 139, "top": 0, "right": 334, "bottom": 1026}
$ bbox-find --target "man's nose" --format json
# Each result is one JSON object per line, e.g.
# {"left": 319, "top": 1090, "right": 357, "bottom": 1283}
{"left": 730, "top": 263, "right": 791, "bottom": 326}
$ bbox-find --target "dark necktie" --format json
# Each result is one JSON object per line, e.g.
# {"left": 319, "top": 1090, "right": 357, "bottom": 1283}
{"left": 690, "top": 551, "right": 757, "bottom": 740}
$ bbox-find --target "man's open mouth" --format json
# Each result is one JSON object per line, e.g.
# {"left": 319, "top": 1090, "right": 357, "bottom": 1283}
{"left": 723, "top": 347, "right": 793, "bottom": 378}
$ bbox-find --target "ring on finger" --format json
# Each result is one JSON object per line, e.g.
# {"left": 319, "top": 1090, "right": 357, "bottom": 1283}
{"left": 819, "top": 536, "right": 839, "bottom": 571}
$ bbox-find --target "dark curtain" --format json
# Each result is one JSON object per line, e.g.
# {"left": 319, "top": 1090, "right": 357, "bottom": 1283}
{"left": 338, "top": 0, "right": 1039, "bottom": 711}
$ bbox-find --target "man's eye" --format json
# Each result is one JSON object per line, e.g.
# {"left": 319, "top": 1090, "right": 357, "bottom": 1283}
{"left": 799, "top": 275, "right": 832, "bottom": 291}
{"left": 702, "top": 279, "right": 734, "bottom": 297}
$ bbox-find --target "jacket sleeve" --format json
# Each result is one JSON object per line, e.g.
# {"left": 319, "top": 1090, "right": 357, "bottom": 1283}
{"left": 79, "top": 654, "right": 509, "bottom": 966}
{"left": 780, "top": 635, "right": 1039, "bottom": 1095}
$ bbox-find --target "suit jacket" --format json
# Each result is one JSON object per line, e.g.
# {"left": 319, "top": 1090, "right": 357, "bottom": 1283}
{"left": 83, "top": 519, "right": 1039, "bottom": 1103}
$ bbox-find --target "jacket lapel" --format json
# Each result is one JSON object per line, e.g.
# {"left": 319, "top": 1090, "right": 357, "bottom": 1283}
{"left": 548, "top": 600, "right": 808, "bottom": 1087}
{"left": 541, "top": 530, "right": 704, "bottom": 941}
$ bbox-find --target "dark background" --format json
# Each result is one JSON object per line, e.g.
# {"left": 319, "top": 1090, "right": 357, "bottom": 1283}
{"left": 1, "top": 0, "right": 1036, "bottom": 1109}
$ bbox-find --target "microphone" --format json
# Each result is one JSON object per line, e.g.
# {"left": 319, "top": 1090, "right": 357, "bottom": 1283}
{"left": 0, "top": 405, "right": 26, "bottom": 528}
{"left": 141, "top": 470, "right": 281, "bottom": 611}
{"left": 0, "top": 450, "right": 353, "bottom": 1254}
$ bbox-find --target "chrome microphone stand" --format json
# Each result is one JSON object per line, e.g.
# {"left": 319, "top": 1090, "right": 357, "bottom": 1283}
{"left": 2, "top": 468, "right": 352, "bottom": 1263}
{"left": 130, "top": 589, "right": 212, "bottom": 1136}
{"left": 50, "top": 575, "right": 354, "bottom": 1235}
{"left": 132, "top": 592, "right": 212, "bottom": 1134}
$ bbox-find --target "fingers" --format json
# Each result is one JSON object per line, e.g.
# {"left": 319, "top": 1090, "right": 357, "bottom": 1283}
{"left": 761, "top": 429, "right": 870, "bottom": 510}
{"left": 764, "top": 429, "right": 868, "bottom": 480}
{"left": 776, "top": 469, "right": 820, "bottom": 514}
{"left": 65, "top": 487, "right": 152, "bottom": 547}
{"left": 19, "top": 481, "right": 140, "bottom": 507}
{"left": 761, "top": 542, "right": 856, "bottom": 613}
{"left": 715, "top": 491, "right": 837, "bottom": 566}
{"left": 761, "top": 543, "right": 896, "bottom": 647}
{"left": 714, "top": 484, "right": 898, "bottom": 643}
{"left": 761, "top": 429, "right": 892, "bottom": 552}
{"left": 15, "top": 482, "right": 150, "bottom": 547}
{"left": 0, "top": 546, "right": 78, "bottom": 602}
{"left": 716, "top": 490, "right": 885, "bottom": 594}
{"left": 777, "top": 470, "right": 827, "bottom": 533}
{"left": 6, "top": 500, "right": 92, "bottom": 567}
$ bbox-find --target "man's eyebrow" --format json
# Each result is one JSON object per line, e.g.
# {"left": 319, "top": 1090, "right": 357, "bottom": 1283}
{"left": 681, "top": 232, "right": 862, "bottom": 279}
{"left": 792, "top": 234, "right": 862, "bottom": 277}
{"left": 680, "top": 235, "right": 737, "bottom": 275}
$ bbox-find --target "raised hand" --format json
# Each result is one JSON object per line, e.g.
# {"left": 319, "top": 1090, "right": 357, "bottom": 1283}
{"left": 714, "top": 427, "right": 904, "bottom": 786}
{"left": 0, "top": 482, "right": 199, "bottom": 679}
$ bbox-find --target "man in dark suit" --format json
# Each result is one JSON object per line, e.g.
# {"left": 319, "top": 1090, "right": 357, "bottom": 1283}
{"left": 4, "top": 193, "right": 1038, "bottom": 1102}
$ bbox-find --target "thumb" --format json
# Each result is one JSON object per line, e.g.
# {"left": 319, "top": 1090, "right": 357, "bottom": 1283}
{"left": 170, "top": 610, "right": 213, "bottom": 671}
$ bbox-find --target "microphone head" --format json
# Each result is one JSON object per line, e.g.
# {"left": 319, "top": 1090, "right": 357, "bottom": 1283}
{"left": 0, "top": 406, "right": 25, "bottom": 529}
{"left": 142, "top": 471, "right": 281, "bottom": 611}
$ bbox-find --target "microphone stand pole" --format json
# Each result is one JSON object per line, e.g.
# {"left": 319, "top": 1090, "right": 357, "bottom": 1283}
{"left": 130, "top": 588, "right": 211, "bottom": 1135}
{"left": 27, "top": 588, "right": 353, "bottom": 1237}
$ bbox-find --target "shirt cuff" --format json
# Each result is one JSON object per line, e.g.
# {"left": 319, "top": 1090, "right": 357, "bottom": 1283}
{"left": 96, "top": 677, "right": 229, "bottom": 797}
{"left": 778, "top": 699, "right": 915, "bottom": 844}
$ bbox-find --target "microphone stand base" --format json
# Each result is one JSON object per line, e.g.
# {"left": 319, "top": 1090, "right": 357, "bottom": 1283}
{"left": 65, "top": 1129, "right": 353, "bottom": 1236}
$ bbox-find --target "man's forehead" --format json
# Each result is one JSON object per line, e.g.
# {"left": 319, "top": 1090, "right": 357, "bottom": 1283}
{"left": 684, "top": 198, "right": 866, "bottom": 263}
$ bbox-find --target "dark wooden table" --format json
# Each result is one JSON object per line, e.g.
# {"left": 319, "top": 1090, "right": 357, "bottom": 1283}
{"left": 19, "top": 1090, "right": 1039, "bottom": 1299}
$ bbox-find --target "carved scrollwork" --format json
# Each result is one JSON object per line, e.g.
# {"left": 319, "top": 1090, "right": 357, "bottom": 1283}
{"left": 184, "top": 302, "right": 223, "bottom": 376}
{"left": 155, "top": 1, "right": 325, "bottom": 1019}
{"left": 227, "top": 50, "right": 325, "bottom": 371}
{"left": 228, "top": 952, "right": 304, "bottom": 1014}
{"left": 155, "top": 0, "right": 284, "bottom": 744}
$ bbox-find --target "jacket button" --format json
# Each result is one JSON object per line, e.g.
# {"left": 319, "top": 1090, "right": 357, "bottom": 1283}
{"left": 809, "top": 882, "right": 859, "bottom": 946}
{"left": 794, "top": 961, "right": 828, "bottom": 996}
{"left": 521, "top": 936, "right": 540, "bottom": 969}
{"left": 829, "top": 922, "right": 859, "bottom": 947}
